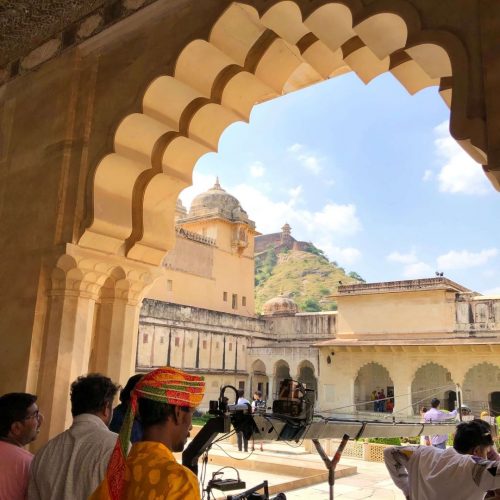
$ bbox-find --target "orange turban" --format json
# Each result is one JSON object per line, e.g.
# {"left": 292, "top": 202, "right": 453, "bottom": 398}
{"left": 99, "top": 367, "right": 205, "bottom": 500}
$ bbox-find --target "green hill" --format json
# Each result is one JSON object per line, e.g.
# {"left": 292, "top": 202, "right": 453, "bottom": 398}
{"left": 254, "top": 245, "right": 364, "bottom": 313}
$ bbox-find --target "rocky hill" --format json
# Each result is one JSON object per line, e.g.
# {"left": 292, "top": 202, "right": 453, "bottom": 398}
{"left": 254, "top": 244, "right": 363, "bottom": 313}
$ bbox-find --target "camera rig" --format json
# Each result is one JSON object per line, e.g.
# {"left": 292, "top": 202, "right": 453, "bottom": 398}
{"left": 182, "top": 379, "right": 458, "bottom": 498}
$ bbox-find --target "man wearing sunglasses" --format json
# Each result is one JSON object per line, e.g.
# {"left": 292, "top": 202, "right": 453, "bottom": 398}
{"left": 0, "top": 392, "right": 43, "bottom": 500}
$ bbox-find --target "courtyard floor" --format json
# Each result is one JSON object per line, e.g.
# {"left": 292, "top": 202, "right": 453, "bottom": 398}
{"left": 202, "top": 441, "right": 406, "bottom": 499}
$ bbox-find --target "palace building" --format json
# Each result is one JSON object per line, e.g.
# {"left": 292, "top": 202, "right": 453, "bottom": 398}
{"left": 138, "top": 182, "right": 500, "bottom": 416}
{"left": 2, "top": 0, "right": 500, "bottom": 442}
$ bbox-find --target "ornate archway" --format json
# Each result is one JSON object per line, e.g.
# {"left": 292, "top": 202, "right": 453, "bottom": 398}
{"left": 251, "top": 359, "right": 269, "bottom": 399}
{"left": 354, "top": 362, "right": 394, "bottom": 412}
{"left": 411, "top": 362, "right": 455, "bottom": 413}
{"left": 463, "top": 362, "right": 500, "bottom": 415}
{"left": 2, "top": 0, "right": 499, "bottom": 443}
{"left": 297, "top": 360, "right": 318, "bottom": 401}
{"left": 80, "top": 1, "right": 489, "bottom": 267}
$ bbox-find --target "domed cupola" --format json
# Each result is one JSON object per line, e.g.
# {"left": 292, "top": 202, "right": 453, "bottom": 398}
{"left": 187, "top": 178, "right": 254, "bottom": 227}
{"left": 262, "top": 294, "right": 298, "bottom": 316}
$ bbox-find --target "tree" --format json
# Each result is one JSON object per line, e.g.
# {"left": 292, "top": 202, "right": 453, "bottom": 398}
{"left": 301, "top": 298, "right": 321, "bottom": 312}
{"left": 348, "top": 271, "right": 365, "bottom": 282}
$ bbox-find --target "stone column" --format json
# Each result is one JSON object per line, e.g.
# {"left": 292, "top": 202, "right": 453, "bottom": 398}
{"left": 92, "top": 293, "right": 141, "bottom": 385}
{"left": 35, "top": 257, "right": 100, "bottom": 446}
{"left": 392, "top": 367, "right": 414, "bottom": 417}
{"left": 267, "top": 375, "right": 274, "bottom": 407}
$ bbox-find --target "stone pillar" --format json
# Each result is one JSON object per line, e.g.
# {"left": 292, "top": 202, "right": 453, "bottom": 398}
{"left": 92, "top": 293, "right": 141, "bottom": 385}
{"left": 393, "top": 371, "right": 414, "bottom": 417}
{"left": 34, "top": 246, "right": 159, "bottom": 445}
{"left": 36, "top": 257, "right": 100, "bottom": 446}
{"left": 267, "top": 375, "right": 274, "bottom": 406}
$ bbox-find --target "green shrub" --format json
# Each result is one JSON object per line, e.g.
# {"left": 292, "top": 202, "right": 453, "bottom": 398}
{"left": 367, "top": 437, "right": 402, "bottom": 446}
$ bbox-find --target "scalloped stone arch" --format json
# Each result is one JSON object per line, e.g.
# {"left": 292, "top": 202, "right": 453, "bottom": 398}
{"left": 297, "top": 358, "right": 316, "bottom": 374}
{"left": 354, "top": 360, "right": 393, "bottom": 381}
{"left": 462, "top": 362, "right": 500, "bottom": 414}
{"left": 354, "top": 361, "right": 394, "bottom": 411}
{"left": 251, "top": 358, "right": 267, "bottom": 374}
{"left": 79, "top": 0, "right": 486, "bottom": 267}
{"left": 411, "top": 362, "right": 455, "bottom": 411}
{"left": 463, "top": 361, "right": 500, "bottom": 381}
{"left": 274, "top": 358, "right": 291, "bottom": 379}
{"left": 410, "top": 360, "right": 455, "bottom": 384}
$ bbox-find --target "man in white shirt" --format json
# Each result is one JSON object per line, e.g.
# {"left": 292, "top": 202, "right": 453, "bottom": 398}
{"left": 28, "top": 374, "right": 120, "bottom": 500}
{"left": 423, "top": 397, "right": 457, "bottom": 448}
{"left": 236, "top": 390, "right": 250, "bottom": 452}
{"left": 384, "top": 419, "right": 500, "bottom": 500}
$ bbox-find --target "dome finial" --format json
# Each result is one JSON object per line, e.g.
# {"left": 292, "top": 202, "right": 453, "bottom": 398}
{"left": 214, "top": 176, "right": 221, "bottom": 189}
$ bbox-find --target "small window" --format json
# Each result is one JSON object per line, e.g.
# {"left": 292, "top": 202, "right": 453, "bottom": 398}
{"left": 232, "top": 294, "right": 238, "bottom": 309}
{"left": 188, "top": 339, "right": 193, "bottom": 348}
{"left": 223, "top": 291, "right": 228, "bottom": 302}
{"left": 175, "top": 337, "right": 180, "bottom": 347}
{"left": 242, "top": 296, "right": 246, "bottom": 306}
{"left": 167, "top": 280, "right": 173, "bottom": 291}
{"left": 238, "top": 381, "right": 245, "bottom": 391}
{"left": 216, "top": 342, "right": 220, "bottom": 349}
{"left": 143, "top": 334, "right": 149, "bottom": 344}
{"left": 160, "top": 337, "right": 164, "bottom": 344}
{"left": 228, "top": 342, "right": 233, "bottom": 352}
{"left": 202, "top": 340, "right": 207, "bottom": 349}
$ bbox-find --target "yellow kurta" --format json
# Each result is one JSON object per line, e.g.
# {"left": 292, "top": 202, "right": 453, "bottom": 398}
{"left": 90, "top": 441, "right": 200, "bottom": 500}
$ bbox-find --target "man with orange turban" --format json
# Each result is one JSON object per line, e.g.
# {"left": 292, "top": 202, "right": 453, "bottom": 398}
{"left": 90, "top": 367, "right": 205, "bottom": 500}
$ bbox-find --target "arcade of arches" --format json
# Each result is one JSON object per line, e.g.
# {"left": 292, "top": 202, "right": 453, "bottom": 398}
{"left": 1, "top": 0, "right": 500, "bottom": 442}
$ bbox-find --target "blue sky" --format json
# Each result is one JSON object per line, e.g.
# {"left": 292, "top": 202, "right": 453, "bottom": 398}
{"left": 180, "top": 72, "right": 500, "bottom": 295}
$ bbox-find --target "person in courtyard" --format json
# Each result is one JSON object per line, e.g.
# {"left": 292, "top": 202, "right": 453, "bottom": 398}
{"left": 236, "top": 389, "right": 250, "bottom": 452}
{"left": 481, "top": 410, "right": 497, "bottom": 435}
{"left": 419, "top": 407, "right": 429, "bottom": 445}
{"left": 0, "top": 393, "right": 43, "bottom": 500}
{"left": 377, "top": 389, "right": 386, "bottom": 412}
{"left": 109, "top": 373, "right": 144, "bottom": 442}
{"left": 423, "top": 397, "right": 457, "bottom": 448}
{"left": 251, "top": 390, "right": 266, "bottom": 451}
{"left": 90, "top": 366, "right": 205, "bottom": 500}
{"left": 371, "top": 389, "right": 378, "bottom": 412}
{"left": 28, "top": 373, "right": 120, "bottom": 500}
{"left": 384, "top": 419, "right": 500, "bottom": 500}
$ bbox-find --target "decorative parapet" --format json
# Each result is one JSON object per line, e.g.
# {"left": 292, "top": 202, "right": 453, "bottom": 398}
{"left": 175, "top": 227, "right": 216, "bottom": 246}
{"left": 334, "top": 277, "right": 471, "bottom": 296}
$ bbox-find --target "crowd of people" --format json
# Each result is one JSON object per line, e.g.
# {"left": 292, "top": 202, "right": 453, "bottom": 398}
{"left": 0, "top": 368, "right": 205, "bottom": 500}
{"left": 370, "top": 388, "right": 394, "bottom": 413}
{"left": 2, "top": 377, "right": 500, "bottom": 500}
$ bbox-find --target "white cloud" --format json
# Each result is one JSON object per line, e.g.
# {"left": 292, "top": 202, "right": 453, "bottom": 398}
{"left": 287, "top": 143, "right": 323, "bottom": 174}
{"left": 298, "top": 153, "right": 322, "bottom": 174}
{"left": 318, "top": 241, "right": 362, "bottom": 266}
{"left": 387, "top": 250, "right": 418, "bottom": 264}
{"left": 433, "top": 121, "right": 490, "bottom": 195}
{"left": 437, "top": 248, "right": 498, "bottom": 270}
{"left": 249, "top": 161, "right": 265, "bottom": 178}
{"left": 307, "top": 203, "right": 361, "bottom": 235}
{"left": 287, "top": 143, "right": 303, "bottom": 154}
{"left": 422, "top": 169, "right": 433, "bottom": 182}
{"left": 288, "top": 185, "right": 303, "bottom": 200}
{"left": 403, "top": 261, "right": 433, "bottom": 279}
{"left": 230, "top": 184, "right": 361, "bottom": 239}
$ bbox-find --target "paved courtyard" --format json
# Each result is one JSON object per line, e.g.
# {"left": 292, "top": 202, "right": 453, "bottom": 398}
{"left": 203, "top": 441, "right": 406, "bottom": 499}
